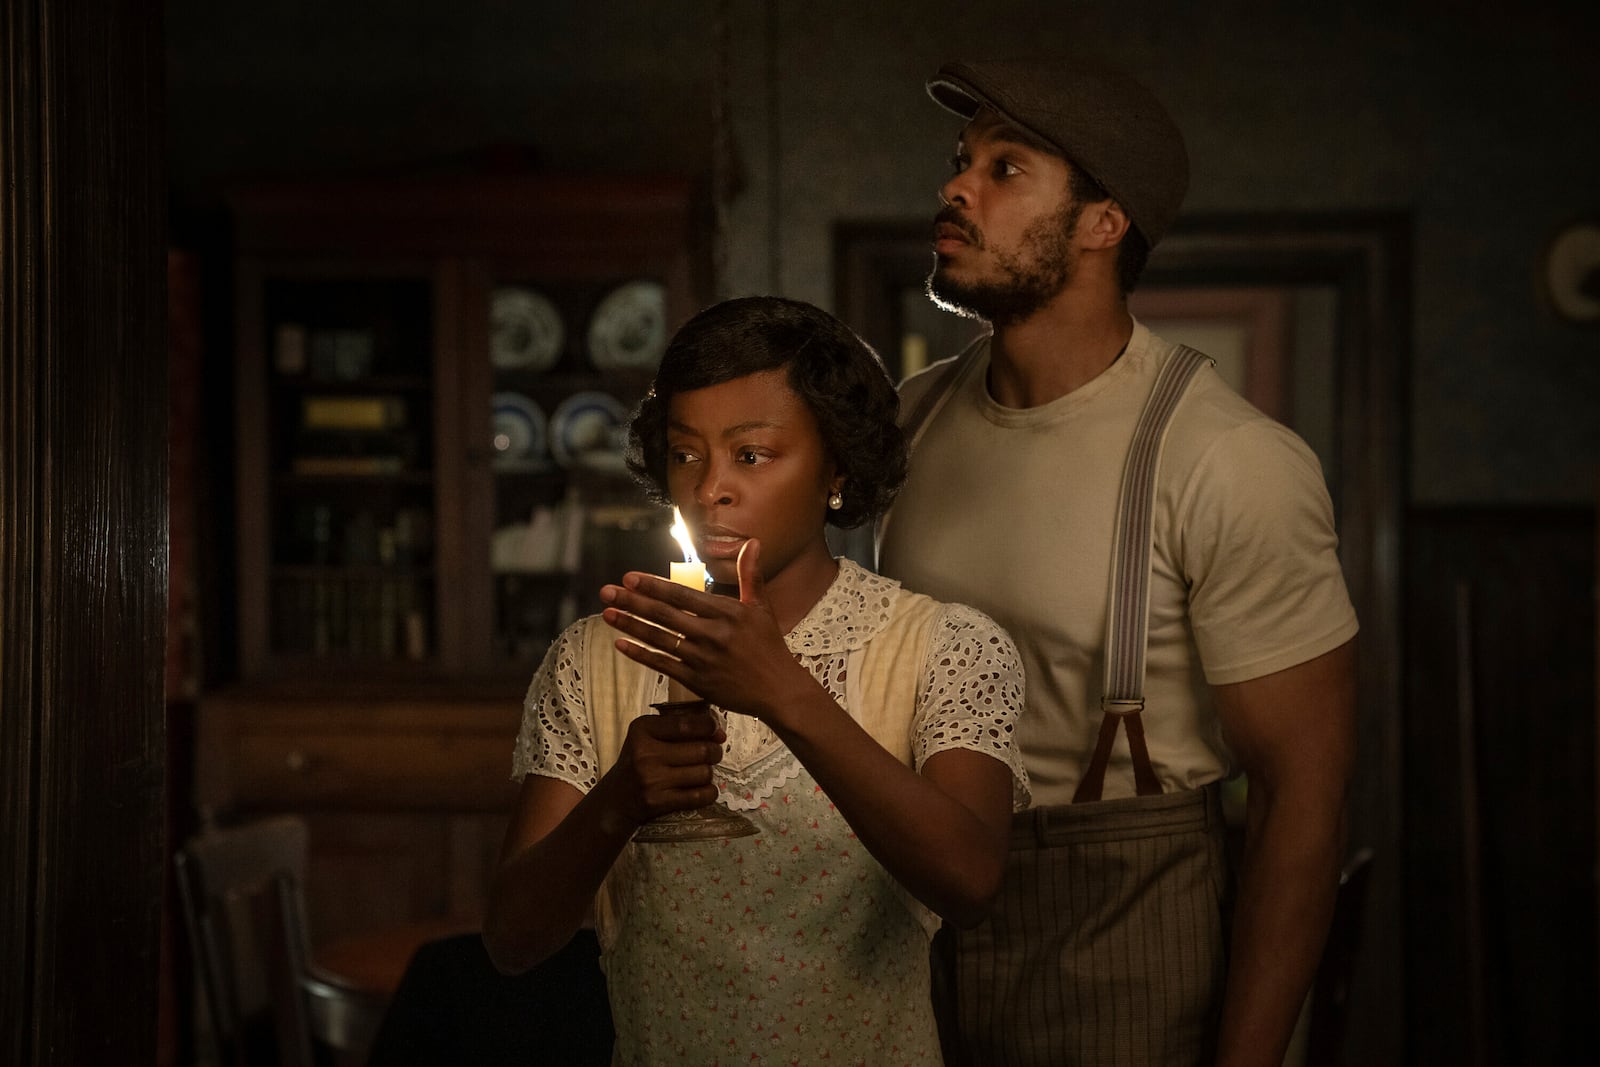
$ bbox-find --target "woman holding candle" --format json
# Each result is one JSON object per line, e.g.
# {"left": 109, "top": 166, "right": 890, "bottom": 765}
{"left": 484, "top": 296, "right": 1027, "bottom": 1065}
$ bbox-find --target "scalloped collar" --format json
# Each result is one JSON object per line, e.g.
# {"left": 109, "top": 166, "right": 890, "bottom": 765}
{"left": 783, "top": 558, "right": 903, "bottom": 657}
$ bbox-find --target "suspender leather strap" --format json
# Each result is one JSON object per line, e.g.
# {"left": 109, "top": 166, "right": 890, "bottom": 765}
{"left": 1073, "top": 344, "right": 1213, "bottom": 804}
{"left": 1075, "top": 699, "right": 1164, "bottom": 802}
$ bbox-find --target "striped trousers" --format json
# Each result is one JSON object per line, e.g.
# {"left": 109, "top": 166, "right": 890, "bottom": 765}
{"left": 934, "top": 785, "right": 1232, "bottom": 1067}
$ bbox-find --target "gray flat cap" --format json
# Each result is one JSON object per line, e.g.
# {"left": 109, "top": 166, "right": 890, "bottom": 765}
{"left": 927, "top": 58, "right": 1189, "bottom": 246}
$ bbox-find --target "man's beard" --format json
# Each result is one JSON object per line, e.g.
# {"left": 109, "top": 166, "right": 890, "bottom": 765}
{"left": 927, "top": 196, "right": 1083, "bottom": 327}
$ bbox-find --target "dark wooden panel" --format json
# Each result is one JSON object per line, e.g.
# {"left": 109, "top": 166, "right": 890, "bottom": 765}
{"left": 231, "top": 731, "right": 518, "bottom": 812}
{"left": 0, "top": 0, "right": 167, "bottom": 1062}
{"left": 256, "top": 812, "right": 504, "bottom": 949}
{"left": 1404, "top": 507, "right": 1597, "bottom": 1065}
{"left": 303, "top": 813, "right": 455, "bottom": 943}
{"left": 193, "top": 693, "right": 518, "bottom": 950}
{"left": 196, "top": 691, "right": 523, "bottom": 814}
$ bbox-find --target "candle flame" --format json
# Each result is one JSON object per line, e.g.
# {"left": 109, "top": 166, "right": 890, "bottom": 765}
{"left": 670, "top": 508, "right": 698, "bottom": 564}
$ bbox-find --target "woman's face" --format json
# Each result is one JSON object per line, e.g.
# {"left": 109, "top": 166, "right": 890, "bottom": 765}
{"left": 664, "top": 367, "right": 841, "bottom": 591}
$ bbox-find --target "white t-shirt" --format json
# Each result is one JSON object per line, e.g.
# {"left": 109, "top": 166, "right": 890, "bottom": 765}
{"left": 879, "top": 321, "right": 1358, "bottom": 805}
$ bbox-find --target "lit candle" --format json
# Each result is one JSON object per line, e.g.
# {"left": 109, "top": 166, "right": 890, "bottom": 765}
{"left": 670, "top": 560, "right": 706, "bottom": 589}
{"left": 667, "top": 509, "right": 706, "bottom": 591}
{"left": 664, "top": 508, "right": 702, "bottom": 700}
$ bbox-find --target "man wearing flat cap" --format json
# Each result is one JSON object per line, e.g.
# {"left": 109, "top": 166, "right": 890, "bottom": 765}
{"left": 878, "top": 57, "right": 1358, "bottom": 1066}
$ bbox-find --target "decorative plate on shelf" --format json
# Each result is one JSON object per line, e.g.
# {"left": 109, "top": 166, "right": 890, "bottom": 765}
{"left": 549, "top": 391, "right": 630, "bottom": 468}
{"left": 587, "top": 280, "right": 667, "bottom": 371}
{"left": 1543, "top": 221, "right": 1600, "bottom": 324}
{"left": 491, "top": 392, "right": 547, "bottom": 466}
{"left": 491, "top": 287, "right": 564, "bottom": 371}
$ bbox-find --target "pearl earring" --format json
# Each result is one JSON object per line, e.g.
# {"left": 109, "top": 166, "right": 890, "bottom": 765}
{"left": 827, "top": 491, "right": 844, "bottom": 511}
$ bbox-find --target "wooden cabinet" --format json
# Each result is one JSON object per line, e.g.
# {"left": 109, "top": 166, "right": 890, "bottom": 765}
{"left": 229, "top": 173, "right": 708, "bottom": 682}
{"left": 196, "top": 686, "right": 519, "bottom": 941}
{"left": 199, "top": 172, "right": 711, "bottom": 942}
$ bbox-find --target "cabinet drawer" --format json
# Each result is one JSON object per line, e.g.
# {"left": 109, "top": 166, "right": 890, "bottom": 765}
{"left": 197, "top": 689, "right": 525, "bottom": 814}
{"left": 233, "top": 731, "right": 517, "bottom": 811}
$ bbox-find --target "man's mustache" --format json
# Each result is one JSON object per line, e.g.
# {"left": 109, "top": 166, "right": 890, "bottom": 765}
{"left": 935, "top": 206, "right": 982, "bottom": 248}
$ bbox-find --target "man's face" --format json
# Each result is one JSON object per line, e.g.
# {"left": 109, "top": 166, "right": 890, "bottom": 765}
{"left": 927, "top": 109, "right": 1084, "bottom": 326}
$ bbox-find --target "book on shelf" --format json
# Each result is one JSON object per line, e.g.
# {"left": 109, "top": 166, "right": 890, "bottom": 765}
{"left": 291, "top": 455, "right": 407, "bottom": 476}
{"left": 302, "top": 394, "right": 408, "bottom": 431}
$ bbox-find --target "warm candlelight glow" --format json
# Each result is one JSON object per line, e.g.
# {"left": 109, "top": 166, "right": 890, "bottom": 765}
{"left": 669, "top": 509, "right": 698, "bottom": 564}
{"left": 668, "top": 508, "right": 706, "bottom": 590}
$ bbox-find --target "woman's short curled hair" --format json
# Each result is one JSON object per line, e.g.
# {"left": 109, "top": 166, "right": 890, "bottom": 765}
{"left": 625, "top": 296, "right": 907, "bottom": 529}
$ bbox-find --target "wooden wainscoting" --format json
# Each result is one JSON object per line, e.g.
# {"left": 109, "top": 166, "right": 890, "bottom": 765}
{"left": 1403, "top": 506, "right": 1597, "bottom": 1065}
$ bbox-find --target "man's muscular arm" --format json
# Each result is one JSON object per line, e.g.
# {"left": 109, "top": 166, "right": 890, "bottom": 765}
{"left": 1212, "top": 639, "right": 1356, "bottom": 1067}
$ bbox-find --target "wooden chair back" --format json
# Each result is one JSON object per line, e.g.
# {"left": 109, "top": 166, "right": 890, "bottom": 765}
{"left": 174, "top": 815, "right": 316, "bottom": 1067}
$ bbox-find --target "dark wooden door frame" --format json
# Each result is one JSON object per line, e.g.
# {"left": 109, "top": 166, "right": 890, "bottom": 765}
{"left": 1148, "top": 214, "right": 1408, "bottom": 1067}
{"left": 836, "top": 212, "right": 1409, "bottom": 1066}
{"left": 1, "top": 2, "right": 167, "bottom": 1063}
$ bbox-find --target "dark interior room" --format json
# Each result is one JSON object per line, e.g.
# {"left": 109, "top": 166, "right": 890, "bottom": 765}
{"left": 4, "top": 2, "right": 1598, "bottom": 1064}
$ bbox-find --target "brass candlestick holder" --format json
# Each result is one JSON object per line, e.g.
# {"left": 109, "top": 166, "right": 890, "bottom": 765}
{"left": 631, "top": 568, "right": 756, "bottom": 844}
{"left": 632, "top": 696, "right": 758, "bottom": 843}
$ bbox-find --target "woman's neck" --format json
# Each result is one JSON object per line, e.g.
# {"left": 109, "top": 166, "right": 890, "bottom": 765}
{"left": 762, "top": 547, "right": 840, "bottom": 634}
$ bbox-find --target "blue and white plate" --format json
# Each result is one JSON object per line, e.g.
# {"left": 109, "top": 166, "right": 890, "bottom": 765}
{"left": 549, "top": 391, "right": 629, "bottom": 468}
{"left": 587, "top": 280, "right": 667, "bottom": 371}
{"left": 491, "top": 392, "right": 546, "bottom": 466}
{"left": 491, "top": 287, "right": 564, "bottom": 371}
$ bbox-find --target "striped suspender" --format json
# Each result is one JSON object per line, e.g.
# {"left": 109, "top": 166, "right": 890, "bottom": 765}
{"left": 885, "top": 334, "right": 1213, "bottom": 802}
{"left": 1072, "top": 344, "right": 1214, "bottom": 804}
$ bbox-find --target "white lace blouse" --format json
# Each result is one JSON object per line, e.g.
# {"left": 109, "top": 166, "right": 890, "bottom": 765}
{"left": 514, "top": 559, "right": 1027, "bottom": 806}
{"left": 511, "top": 559, "right": 1028, "bottom": 1065}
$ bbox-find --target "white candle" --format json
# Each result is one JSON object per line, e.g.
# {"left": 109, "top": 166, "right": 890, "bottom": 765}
{"left": 664, "top": 509, "right": 705, "bottom": 700}
{"left": 669, "top": 560, "right": 707, "bottom": 590}
{"left": 667, "top": 508, "right": 704, "bottom": 590}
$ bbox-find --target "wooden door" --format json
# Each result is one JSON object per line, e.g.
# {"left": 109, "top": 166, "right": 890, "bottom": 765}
{"left": 1, "top": 2, "right": 168, "bottom": 1062}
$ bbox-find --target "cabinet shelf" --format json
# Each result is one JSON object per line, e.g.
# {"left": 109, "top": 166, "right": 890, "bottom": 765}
{"left": 275, "top": 375, "right": 435, "bottom": 393}
{"left": 272, "top": 564, "right": 436, "bottom": 580}
{"left": 274, "top": 472, "right": 435, "bottom": 488}
{"left": 491, "top": 368, "right": 655, "bottom": 392}
{"left": 489, "top": 460, "right": 562, "bottom": 478}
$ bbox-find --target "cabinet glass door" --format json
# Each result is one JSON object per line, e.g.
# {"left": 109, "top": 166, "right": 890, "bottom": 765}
{"left": 484, "top": 276, "right": 677, "bottom": 667}
{"left": 261, "top": 275, "right": 437, "bottom": 665}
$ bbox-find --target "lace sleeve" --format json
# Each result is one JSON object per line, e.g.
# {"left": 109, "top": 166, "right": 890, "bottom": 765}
{"left": 912, "top": 603, "right": 1031, "bottom": 810}
{"left": 510, "top": 621, "right": 600, "bottom": 792}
